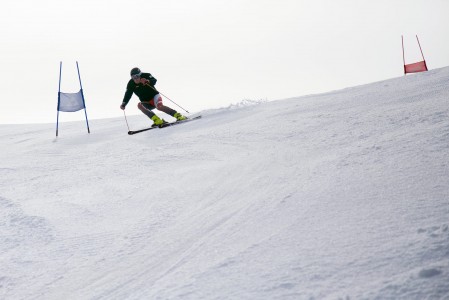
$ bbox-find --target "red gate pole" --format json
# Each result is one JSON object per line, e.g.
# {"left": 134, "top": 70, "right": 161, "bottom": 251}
{"left": 416, "top": 35, "right": 426, "bottom": 61}
{"left": 416, "top": 35, "right": 428, "bottom": 71}
{"left": 401, "top": 35, "right": 406, "bottom": 75}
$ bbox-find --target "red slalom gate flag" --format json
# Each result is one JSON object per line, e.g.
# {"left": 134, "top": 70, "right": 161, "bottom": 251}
{"left": 404, "top": 60, "right": 428, "bottom": 74}
{"left": 402, "top": 35, "right": 429, "bottom": 75}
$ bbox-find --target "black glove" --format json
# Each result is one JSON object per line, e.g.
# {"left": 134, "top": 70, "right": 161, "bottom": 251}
{"left": 120, "top": 103, "right": 126, "bottom": 110}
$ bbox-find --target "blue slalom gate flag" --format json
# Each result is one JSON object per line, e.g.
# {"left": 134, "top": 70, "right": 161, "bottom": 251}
{"left": 56, "top": 61, "right": 90, "bottom": 136}
{"left": 58, "top": 91, "right": 85, "bottom": 112}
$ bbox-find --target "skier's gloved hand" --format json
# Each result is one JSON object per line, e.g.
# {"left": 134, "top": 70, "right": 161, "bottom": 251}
{"left": 120, "top": 103, "right": 126, "bottom": 110}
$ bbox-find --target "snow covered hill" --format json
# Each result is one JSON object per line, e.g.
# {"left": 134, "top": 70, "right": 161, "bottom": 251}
{"left": 1, "top": 67, "right": 449, "bottom": 299}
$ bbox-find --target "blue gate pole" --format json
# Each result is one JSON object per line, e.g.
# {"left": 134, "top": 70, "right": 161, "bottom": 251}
{"left": 56, "top": 61, "right": 62, "bottom": 137}
{"left": 76, "top": 61, "right": 90, "bottom": 134}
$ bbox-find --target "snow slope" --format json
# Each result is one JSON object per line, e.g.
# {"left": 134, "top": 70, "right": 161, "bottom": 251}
{"left": 1, "top": 67, "right": 449, "bottom": 299}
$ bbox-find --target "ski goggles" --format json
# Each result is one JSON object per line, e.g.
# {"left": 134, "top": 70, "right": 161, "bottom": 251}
{"left": 131, "top": 72, "right": 141, "bottom": 80}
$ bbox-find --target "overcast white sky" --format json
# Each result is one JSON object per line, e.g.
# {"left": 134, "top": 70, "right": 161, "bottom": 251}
{"left": 1, "top": 0, "right": 448, "bottom": 124}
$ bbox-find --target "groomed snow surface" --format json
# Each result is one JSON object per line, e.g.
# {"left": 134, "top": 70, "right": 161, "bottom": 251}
{"left": 1, "top": 67, "right": 449, "bottom": 299}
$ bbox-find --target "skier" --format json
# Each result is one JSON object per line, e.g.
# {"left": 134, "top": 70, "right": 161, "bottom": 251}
{"left": 120, "top": 67, "right": 187, "bottom": 126}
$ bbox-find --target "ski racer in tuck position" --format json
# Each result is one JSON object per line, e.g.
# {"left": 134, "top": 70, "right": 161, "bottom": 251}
{"left": 120, "top": 67, "right": 187, "bottom": 126}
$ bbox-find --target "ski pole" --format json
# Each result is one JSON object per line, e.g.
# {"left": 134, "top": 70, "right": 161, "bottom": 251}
{"left": 123, "top": 110, "right": 131, "bottom": 132}
{"left": 144, "top": 83, "right": 190, "bottom": 113}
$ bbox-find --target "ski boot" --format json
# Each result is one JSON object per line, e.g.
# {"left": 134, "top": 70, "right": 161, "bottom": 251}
{"left": 174, "top": 112, "right": 187, "bottom": 121}
{"left": 151, "top": 115, "right": 167, "bottom": 127}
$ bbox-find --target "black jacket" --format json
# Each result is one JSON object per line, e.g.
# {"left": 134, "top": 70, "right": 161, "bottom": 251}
{"left": 122, "top": 73, "right": 158, "bottom": 107}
